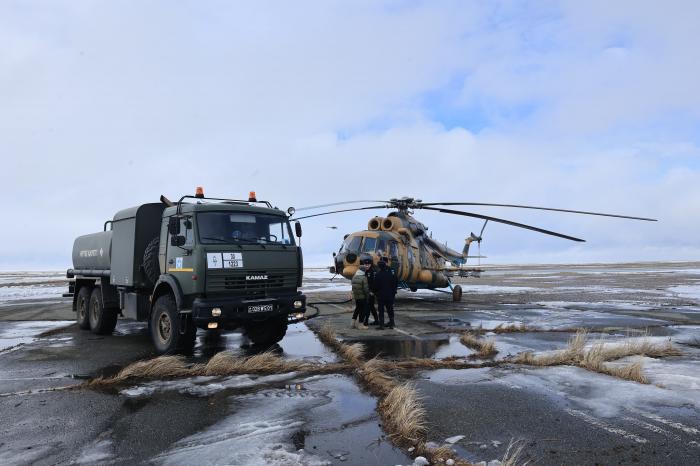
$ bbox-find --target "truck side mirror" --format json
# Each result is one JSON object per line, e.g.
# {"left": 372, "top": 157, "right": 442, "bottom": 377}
{"left": 294, "top": 221, "right": 302, "bottom": 238}
{"left": 168, "top": 217, "right": 181, "bottom": 235}
{"left": 171, "top": 235, "right": 186, "bottom": 247}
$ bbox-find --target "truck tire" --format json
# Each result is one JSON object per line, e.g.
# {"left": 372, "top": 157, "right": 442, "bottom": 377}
{"left": 89, "top": 288, "right": 118, "bottom": 335}
{"left": 245, "top": 316, "right": 288, "bottom": 347}
{"left": 76, "top": 286, "right": 92, "bottom": 330}
{"left": 143, "top": 236, "right": 160, "bottom": 286}
{"left": 150, "top": 294, "right": 196, "bottom": 354}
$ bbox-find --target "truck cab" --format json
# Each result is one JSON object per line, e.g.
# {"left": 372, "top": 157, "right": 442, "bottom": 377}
{"left": 67, "top": 192, "right": 306, "bottom": 354}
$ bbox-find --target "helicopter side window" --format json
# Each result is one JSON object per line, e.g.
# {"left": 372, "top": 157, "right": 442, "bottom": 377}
{"left": 361, "top": 237, "right": 377, "bottom": 253}
{"left": 389, "top": 241, "right": 399, "bottom": 259}
{"left": 419, "top": 247, "right": 430, "bottom": 267}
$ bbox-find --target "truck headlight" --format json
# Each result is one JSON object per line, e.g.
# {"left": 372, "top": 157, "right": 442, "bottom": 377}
{"left": 211, "top": 307, "right": 222, "bottom": 317}
{"left": 293, "top": 300, "right": 303, "bottom": 309}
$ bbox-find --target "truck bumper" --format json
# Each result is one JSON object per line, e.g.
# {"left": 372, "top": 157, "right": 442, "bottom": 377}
{"left": 191, "top": 293, "right": 307, "bottom": 328}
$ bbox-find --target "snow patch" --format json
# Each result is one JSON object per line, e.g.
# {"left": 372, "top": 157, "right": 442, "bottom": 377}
{"left": 154, "top": 389, "right": 331, "bottom": 465}
{"left": 668, "top": 285, "right": 700, "bottom": 301}
{"left": 121, "top": 373, "right": 301, "bottom": 398}
{"left": 0, "top": 285, "right": 67, "bottom": 303}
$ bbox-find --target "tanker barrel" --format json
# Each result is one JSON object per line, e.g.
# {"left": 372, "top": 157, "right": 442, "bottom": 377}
{"left": 72, "top": 231, "right": 113, "bottom": 272}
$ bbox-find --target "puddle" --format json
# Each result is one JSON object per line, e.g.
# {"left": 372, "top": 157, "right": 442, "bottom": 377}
{"left": 153, "top": 374, "right": 411, "bottom": 465}
{"left": 190, "top": 323, "right": 336, "bottom": 363}
{"left": 0, "top": 321, "right": 74, "bottom": 352}
{"left": 350, "top": 337, "right": 450, "bottom": 359}
{"left": 432, "top": 335, "right": 474, "bottom": 359}
{"left": 278, "top": 323, "right": 338, "bottom": 363}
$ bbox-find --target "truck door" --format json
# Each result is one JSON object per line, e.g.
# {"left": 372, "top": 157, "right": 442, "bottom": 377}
{"left": 165, "top": 216, "right": 196, "bottom": 295}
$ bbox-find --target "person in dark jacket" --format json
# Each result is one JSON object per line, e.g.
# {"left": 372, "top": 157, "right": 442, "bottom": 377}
{"left": 350, "top": 264, "right": 369, "bottom": 329}
{"left": 363, "top": 259, "right": 379, "bottom": 326}
{"left": 374, "top": 259, "right": 398, "bottom": 329}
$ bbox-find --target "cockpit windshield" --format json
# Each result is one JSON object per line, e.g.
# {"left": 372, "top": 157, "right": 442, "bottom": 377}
{"left": 339, "top": 235, "right": 361, "bottom": 253}
{"left": 198, "top": 212, "right": 294, "bottom": 245}
{"left": 361, "top": 237, "right": 376, "bottom": 253}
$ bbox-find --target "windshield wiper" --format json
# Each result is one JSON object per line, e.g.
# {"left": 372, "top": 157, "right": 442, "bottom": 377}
{"left": 201, "top": 236, "right": 235, "bottom": 243}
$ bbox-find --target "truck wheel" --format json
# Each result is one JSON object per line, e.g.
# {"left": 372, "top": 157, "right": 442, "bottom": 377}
{"left": 143, "top": 236, "right": 160, "bottom": 286}
{"left": 245, "top": 316, "right": 288, "bottom": 347}
{"left": 76, "top": 286, "right": 92, "bottom": 330}
{"left": 150, "top": 294, "right": 196, "bottom": 354}
{"left": 452, "top": 285, "right": 463, "bottom": 302}
{"left": 89, "top": 288, "right": 118, "bottom": 335}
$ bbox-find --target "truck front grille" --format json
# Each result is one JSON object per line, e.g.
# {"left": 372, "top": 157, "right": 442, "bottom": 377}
{"left": 206, "top": 269, "right": 298, "bottom": 296}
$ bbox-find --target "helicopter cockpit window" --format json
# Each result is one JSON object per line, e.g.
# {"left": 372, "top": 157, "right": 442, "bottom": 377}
{"left": 340, "top": 235, "right": 361, "bottom": 253}
{"left": 375, "top": 238, "right": 387, "bottom": 255}
{"left": 361, "top": 237, "right": 377, "bottom": 253}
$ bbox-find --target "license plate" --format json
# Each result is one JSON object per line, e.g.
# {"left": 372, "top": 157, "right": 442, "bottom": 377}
{"left": 248, "top": 304, "right": 274, "bottom": 313}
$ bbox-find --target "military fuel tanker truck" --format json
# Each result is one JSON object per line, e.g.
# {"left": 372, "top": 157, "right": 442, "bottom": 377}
{"left": 65, "top": 190, "right": 306, "bottom": 353}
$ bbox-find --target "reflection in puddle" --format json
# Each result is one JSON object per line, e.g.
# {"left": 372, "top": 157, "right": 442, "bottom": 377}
{"left": 352, "top": 338, "right": 450, "bottom": 359}
{"left": 191, "top": 323, "right": 337, "bottom": 363}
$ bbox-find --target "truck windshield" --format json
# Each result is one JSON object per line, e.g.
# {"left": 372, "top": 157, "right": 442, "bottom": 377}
{"left": 197, "top": 212, "right": 295, "bottom": 245}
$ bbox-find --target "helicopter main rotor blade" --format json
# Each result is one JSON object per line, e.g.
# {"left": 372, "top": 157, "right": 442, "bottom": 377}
{"left": 421, "top": 206, "right": 586, "bottom": 242}
{"left": 294, "top": 200, "right": 391, "bottom": 212}
{"left": 292, "top": 205, "right": 389, "bottom": 220}
{"left": 419, "top": 202, "right": 657, "bottom": 222}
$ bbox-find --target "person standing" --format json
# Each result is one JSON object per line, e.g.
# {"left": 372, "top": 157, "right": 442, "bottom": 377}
{"left": 351, "top": 264, "right": 369, "bottom": 329}
{"left": 374, "top": 259, "right": 398, "bottom": 329}
{"left": 364, "top": 259, "right": 379, "bottom": 326}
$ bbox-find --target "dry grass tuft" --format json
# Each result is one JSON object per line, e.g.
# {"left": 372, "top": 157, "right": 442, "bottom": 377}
{"left": 493, "top": 323, "right": 529, "bottom": 334}
{"left": 89, "top": 350, "right": 349, "bottom": 388}
{"left": 89, "top": 355, "right": 190, "bottom": 387}
{"left": 598, "top": 361, "right": 648, "bottom": 384}
{"left": 317, "top": 321, "right": 338, "bottom": 346}
{"left": 339, "top": 342, "right": 365, "bottom": 364}
{"left": 460, "top": 332, "right": 498, "bottom": 358}
{"left": 378, "top": 383, "right": 427, "bottom": 443}
{"left": 513, "top": 330, "right": 681, "bottom": 384}
{"left": 315, "top": 321, "right": 365, "bottom": 365}
{"left": 203, "top": 351, "right": 302, "bottom": 375}
{"left": 358, "top": 357, "right": 397, "bottom": 396}
{"left": 501, "top": 439, "right": 527, "bottom": 466}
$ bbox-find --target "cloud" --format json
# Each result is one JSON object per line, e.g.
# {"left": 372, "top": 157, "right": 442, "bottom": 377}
{"left": 0, "top": 1, "right": 698, "bottom": 268}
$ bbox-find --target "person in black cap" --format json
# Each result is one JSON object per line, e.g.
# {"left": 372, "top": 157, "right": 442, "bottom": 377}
{"left": 374, "top": 258, "right": 398, "bottom": 329}
{"left": 363, "top": 259, "right": 379, "bottom": 326}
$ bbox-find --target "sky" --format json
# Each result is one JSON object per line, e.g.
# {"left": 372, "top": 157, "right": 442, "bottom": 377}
{"left": 1, "top": 0, "right": 699, "bottom": 269}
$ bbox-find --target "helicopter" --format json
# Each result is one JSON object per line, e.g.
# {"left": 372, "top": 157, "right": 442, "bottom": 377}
{"left": 291, "top": 197, "right": 657, "bottom": 301}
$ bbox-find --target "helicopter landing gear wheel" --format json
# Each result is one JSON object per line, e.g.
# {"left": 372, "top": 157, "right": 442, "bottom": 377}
{"left": 452, "top": 285, "right": 463, "bottom": 302}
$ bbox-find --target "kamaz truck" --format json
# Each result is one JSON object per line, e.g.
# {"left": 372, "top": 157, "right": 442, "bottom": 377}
{"left": 65, "top": 190, "right": 306, "bottom": 353}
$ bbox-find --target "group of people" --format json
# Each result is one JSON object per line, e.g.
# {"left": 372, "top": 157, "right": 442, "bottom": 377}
{"left": 351, "top": 257, "right": 398, "bottom": 330}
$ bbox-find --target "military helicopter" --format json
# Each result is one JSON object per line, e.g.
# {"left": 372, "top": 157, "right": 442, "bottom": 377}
{"left": 290, "top": 197, "right": 656, "bottom": 301}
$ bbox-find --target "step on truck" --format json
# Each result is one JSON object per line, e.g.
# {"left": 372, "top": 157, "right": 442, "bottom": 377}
{"left": 65, "top": 189, "right": 306, "bottom": 353}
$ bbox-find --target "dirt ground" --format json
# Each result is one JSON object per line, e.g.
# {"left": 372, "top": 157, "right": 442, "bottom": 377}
{"left": 1, "top": 262, "right": 699, "bottom": 465}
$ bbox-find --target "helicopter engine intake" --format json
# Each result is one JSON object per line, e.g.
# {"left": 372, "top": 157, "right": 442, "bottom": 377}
{"left": 381, "top": 217, "right": 400, "bottom": 231}
{"left": 368, "top": 217, "right": 384, "bottom": 230}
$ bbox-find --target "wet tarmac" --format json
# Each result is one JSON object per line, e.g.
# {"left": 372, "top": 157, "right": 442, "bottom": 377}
{"left": 1, "top": 262, "right": 699, "bottom": 465}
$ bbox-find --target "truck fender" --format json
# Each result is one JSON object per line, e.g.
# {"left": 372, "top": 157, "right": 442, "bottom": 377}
{"left": 152, "top": 275, "right": 185, "bottom": 311}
